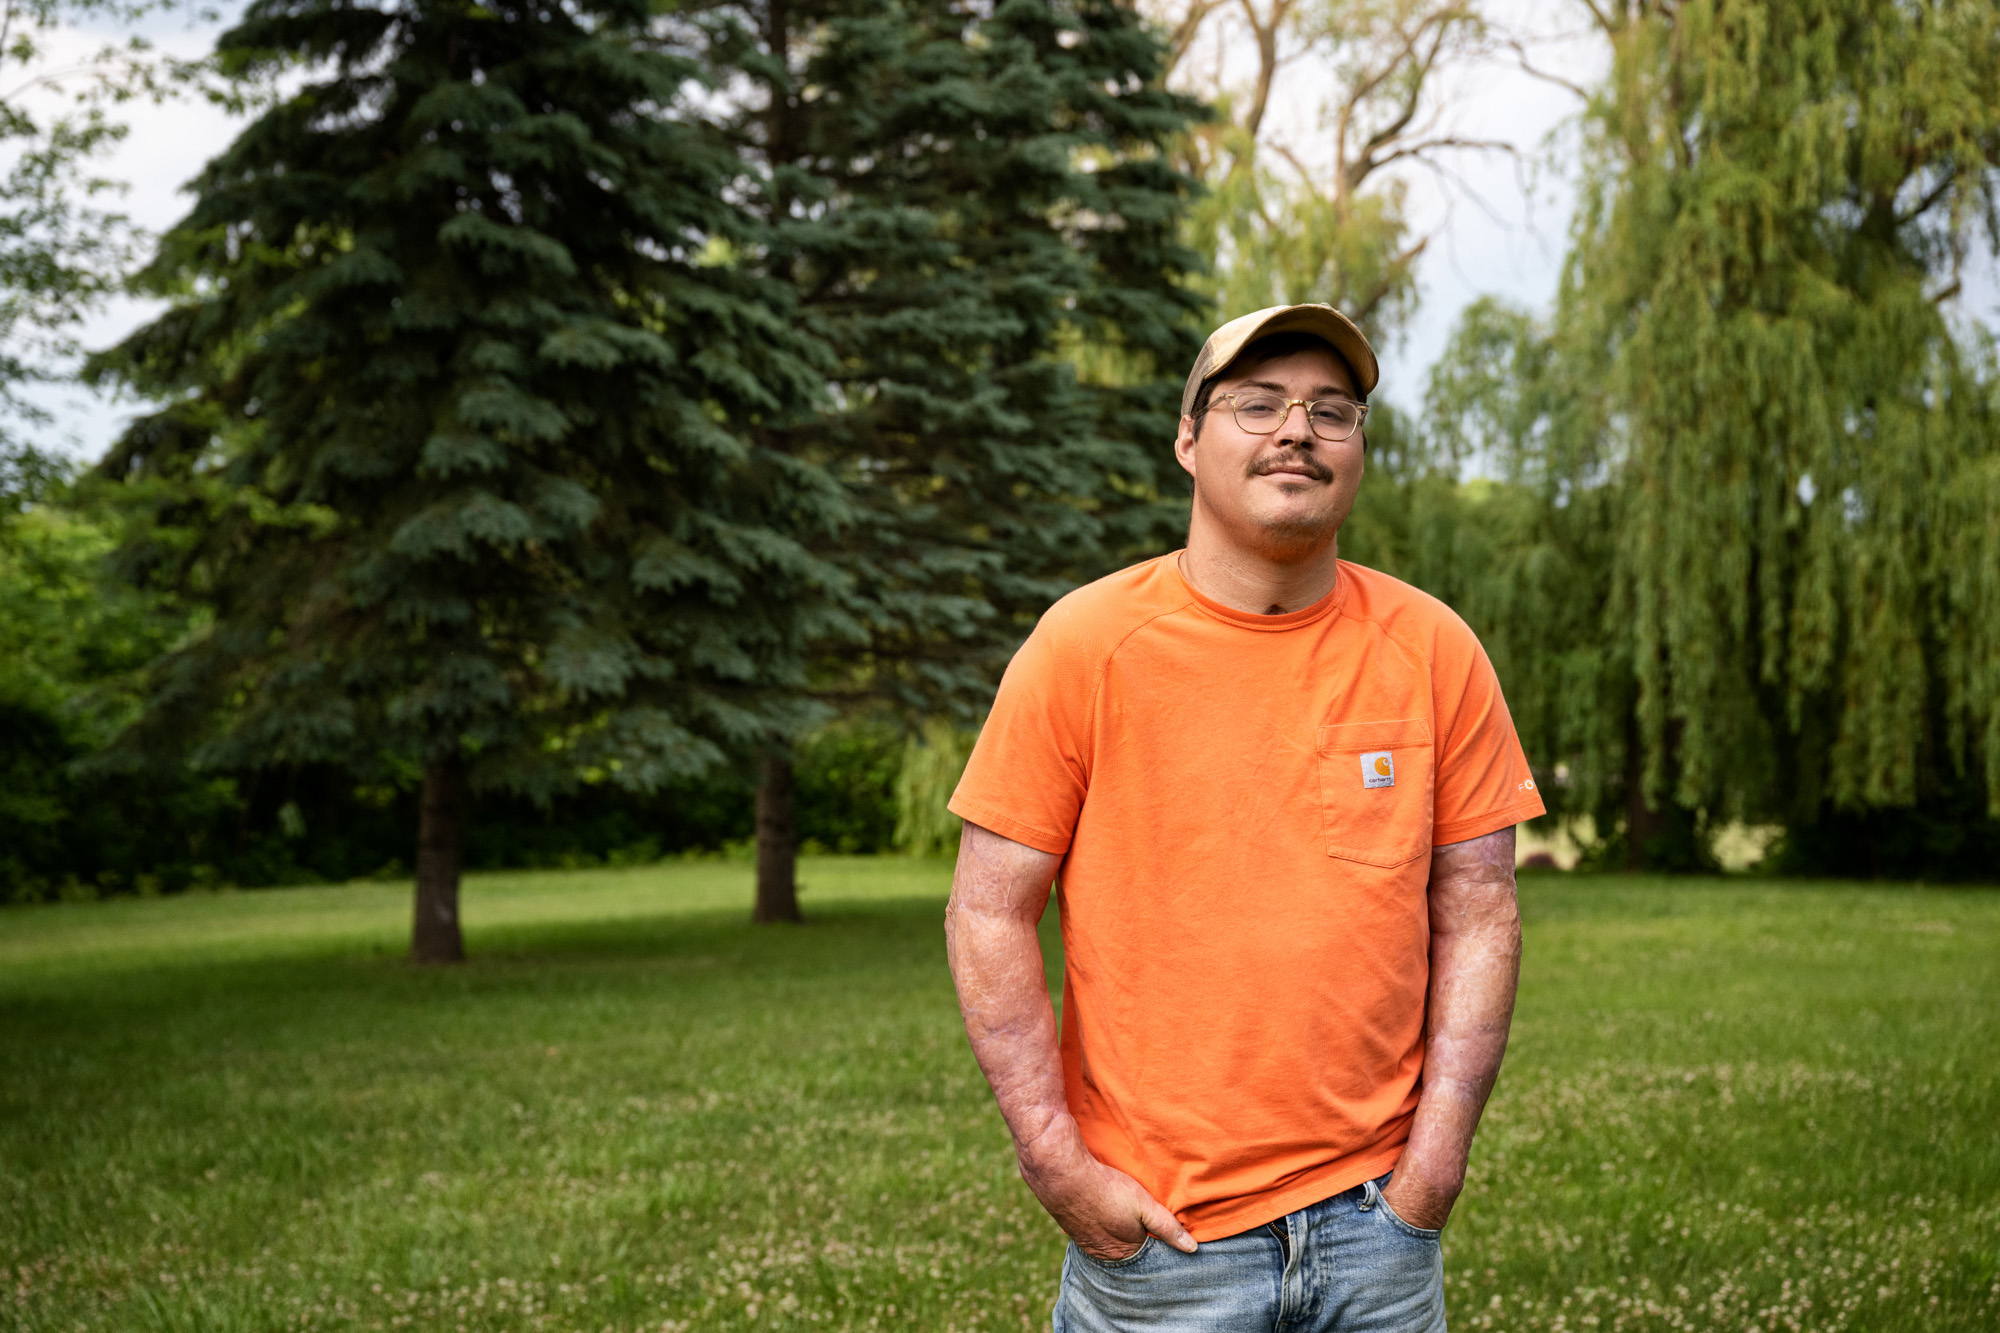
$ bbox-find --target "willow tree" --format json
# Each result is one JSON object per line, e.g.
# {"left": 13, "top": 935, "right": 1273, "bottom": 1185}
{"left": 93, "top": 0, "right": 844, "bottom": 958}
{"left": 1418, "top": 0, "right": 2000, "bottom": 873}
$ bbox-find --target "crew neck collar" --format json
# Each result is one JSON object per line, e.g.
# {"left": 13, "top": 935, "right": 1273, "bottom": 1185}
{"left": 1168, "top": 552, "right": 1346, "bottom": 631}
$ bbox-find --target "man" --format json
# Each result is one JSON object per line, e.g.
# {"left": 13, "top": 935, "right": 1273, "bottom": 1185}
{"left": 943, "top": 304, "right": 1544, "bottom": 1331}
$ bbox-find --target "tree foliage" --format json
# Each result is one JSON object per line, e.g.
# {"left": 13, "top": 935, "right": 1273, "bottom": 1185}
{"left": 688, "top": 0, "right": 1205, "bottom": 914}
{"left": 0, "top": 0, "right": 192, "bottom": 448}
{"left": 1403, "top": 0, "right": 2000, "bottom": 873}
{"left": 1149, "top": 0, "right": 1497, "bottom": 329}
{"left": 711, "top": 0, "right": 1206, "bottom": 716}
{"left": 0, "top": 454, "right": 237, "bottom": 898}
{"left": 90, "top": 0, "right": 851, "bottom": 951}
{"left": 891, "top": 718, "right": 973, "bottom": 858}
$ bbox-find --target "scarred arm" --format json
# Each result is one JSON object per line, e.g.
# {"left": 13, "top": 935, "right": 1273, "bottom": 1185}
{"left": 944, "top": 820, "right": 1199, "bottom": 1261}
{"left": 1380, "top": 825, "right": 1522, "bottom": 1231}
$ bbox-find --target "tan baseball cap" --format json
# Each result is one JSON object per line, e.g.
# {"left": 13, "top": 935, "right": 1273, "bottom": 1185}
{"left": 1180, "top": 303, "right": 1379, "bottom": 419}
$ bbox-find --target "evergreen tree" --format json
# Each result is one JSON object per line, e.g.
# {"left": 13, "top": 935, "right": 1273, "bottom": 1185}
{"left": 699, "top": 0, "right": 1206, "bottom": 917}
{"left": 1404, "top": 0, "right": 2000, "bottom": 873}
{"left": 92, "top": 0, "right": 845, "bottom": 957}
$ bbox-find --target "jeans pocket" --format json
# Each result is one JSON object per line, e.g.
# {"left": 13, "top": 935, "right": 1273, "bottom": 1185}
{"left": 1364, "top": 1177, "right": 1442, "bottom": 1241}
{"left": 1074, "top": 1236, "right": 1153, "bottom": 1270}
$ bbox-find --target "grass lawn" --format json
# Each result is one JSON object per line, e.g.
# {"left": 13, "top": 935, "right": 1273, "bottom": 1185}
{"left": 2, "top": 860, "right": 1997, "bottom": 1333}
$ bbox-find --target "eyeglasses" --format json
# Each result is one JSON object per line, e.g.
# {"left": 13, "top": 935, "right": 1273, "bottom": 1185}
{"left": 1215, "top": 392, "right": 1368, "bottom": 442}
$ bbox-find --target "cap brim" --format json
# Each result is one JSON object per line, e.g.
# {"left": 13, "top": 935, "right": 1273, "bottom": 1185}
{"left": 1181, "top": 305, "right": 1379, "bottom": 418}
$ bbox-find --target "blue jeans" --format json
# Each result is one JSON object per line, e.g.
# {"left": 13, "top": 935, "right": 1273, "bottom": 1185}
{"left": 1053, "top": 1174, "right": 1447, "bottom": 1332}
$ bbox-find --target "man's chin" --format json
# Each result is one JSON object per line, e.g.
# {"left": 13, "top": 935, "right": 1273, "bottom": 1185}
{"left": 1194, "top": 479, "right": 1348, "bottom": 554}
{"left": 1243, "top": 503, "right": 1343, "bottom": 551}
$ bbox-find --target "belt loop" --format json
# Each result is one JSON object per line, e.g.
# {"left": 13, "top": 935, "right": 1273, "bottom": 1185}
{"left": 1357, "top": 1178, "right": 1378, "bottom": 1212}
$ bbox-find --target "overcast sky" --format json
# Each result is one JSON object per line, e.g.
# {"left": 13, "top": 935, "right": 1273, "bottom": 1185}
{"left": 25, "top": 1, "right": 1926, "bottom": 463}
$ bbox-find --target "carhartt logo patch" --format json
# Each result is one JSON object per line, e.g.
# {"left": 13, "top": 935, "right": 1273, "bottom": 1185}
{"left": 1360, "top": 751, "right": 1395, "bottom": 789}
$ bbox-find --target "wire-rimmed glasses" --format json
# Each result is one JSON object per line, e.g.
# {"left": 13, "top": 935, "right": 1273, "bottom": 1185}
{"left": 1217, "top": 392, "right": 1368, "bottom": 442}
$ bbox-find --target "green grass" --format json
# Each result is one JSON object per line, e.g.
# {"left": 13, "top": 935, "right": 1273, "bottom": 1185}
{"left": 2, "top": 861, "right": 1997, "bottom": 1333}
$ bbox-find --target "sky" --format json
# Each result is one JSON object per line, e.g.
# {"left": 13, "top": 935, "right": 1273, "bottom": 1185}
{"left": 1253, "top": 4, "right": 1605, "bottom": 402}
{"left": 12, "top": 6, "right": 245, "bottom": 458}
{"left": 28, "top": 2, "right": 1986, "bottom": 462}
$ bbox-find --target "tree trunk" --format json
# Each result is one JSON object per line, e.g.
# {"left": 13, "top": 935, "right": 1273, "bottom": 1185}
{"left": 1625, "top": 779, "right": 1671, "bottom": 872}
{"left": 1622, "top": 718, "right": 1705, "bottom": 871}
{"left": 412, "top": 754, "right": 466, "bottom": 963}
{"left": 754, "top": 752, "right": 802, "bottom": 923}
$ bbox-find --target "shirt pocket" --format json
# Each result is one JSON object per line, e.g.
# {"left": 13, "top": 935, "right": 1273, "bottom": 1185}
{"left": 1316, "top": 718, "right": 1435, "bottom": 867}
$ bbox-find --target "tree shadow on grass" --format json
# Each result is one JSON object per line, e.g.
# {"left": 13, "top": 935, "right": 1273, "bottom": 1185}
{"left": 0, "top": 895, "right": 970, "bottom": 1118}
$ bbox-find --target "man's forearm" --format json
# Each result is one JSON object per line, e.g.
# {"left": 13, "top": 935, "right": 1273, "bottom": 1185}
{"left": 945, "top": 823, "right": 1197, "bottom": 1258}
{"left": 943, "top": 827, "right": 1071, "bottom": 1158}
{"left": 1388, "top": 828, "right": 1522, "bottom": 1226}
{"left": 1397, "top": 913, "right": 1519, "bottom": 1191}
{"left": 945, "top": 898, "right": 1071, "bottom": 1154}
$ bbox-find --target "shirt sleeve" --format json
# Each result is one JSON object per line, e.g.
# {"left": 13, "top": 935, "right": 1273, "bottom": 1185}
{"left": 1430, "top": 618, "right": 1546, "bottom": 845}
{"left": 948, "top": 621, "right": 1094, "bottom": 856}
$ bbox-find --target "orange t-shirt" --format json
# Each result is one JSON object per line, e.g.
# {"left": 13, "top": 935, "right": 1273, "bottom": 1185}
{"left": 948, "top": 554, "right": 1545, "bottom": 1241}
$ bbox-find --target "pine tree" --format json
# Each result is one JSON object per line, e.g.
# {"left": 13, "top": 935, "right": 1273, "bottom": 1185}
{"left": 92, "top": 0, "right": 846, "bottom": 956}
{"left": 699, "top": 0, "right": 1207, "bottom": 916}
{"left": 1405, "top": 0, "right": 2000, "bottom": 873}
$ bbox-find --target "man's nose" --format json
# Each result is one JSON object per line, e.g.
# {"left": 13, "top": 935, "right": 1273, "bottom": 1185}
{"left": 1276, "top": 403, "right": 1315, "bottom": 447}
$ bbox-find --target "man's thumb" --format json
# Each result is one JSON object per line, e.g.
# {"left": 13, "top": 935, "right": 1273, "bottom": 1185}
{"left": 1141, "top": 1198, "right": 1198, "bottom": 1253}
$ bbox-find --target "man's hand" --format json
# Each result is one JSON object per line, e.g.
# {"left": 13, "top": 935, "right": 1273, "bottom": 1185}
{"left": 1384, "top": 825, "right": 1522, "bottom": 1235}
{"left": 1379, "top": 1168, "right": 1457, "bottom": 1233}
{"left": 1017, "top": 1112, "right": 1196, "bottom": 1261}
{"left": 945, "top": 821, "right": 1197, "bottom": 1262}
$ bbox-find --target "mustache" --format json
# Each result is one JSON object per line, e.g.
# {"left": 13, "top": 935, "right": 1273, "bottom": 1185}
{"left": 1248, "top": 451, "right": 1335, "bottom": 483}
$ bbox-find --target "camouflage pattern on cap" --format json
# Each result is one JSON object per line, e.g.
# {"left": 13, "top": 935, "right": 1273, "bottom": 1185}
{"left": 1180, "top": 304, "right": 1380, "bottom": 419}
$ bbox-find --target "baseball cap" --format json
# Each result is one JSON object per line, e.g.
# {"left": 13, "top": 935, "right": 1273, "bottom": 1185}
{"left": 1180, "top": 304, "right": 1380, "bottom": 419}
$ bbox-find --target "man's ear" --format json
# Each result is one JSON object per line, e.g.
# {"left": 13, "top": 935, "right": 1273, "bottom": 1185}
{"left": 1174, "top": 415, "right": 1198, "bottom": 479}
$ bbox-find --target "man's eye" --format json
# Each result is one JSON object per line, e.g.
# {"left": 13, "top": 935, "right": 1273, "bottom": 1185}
{"left": 1238, "top": 402, "right": 1281, "bottom": 418}
{"left": 1312, "top": 406, "right": 1354, "bottom": 426}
